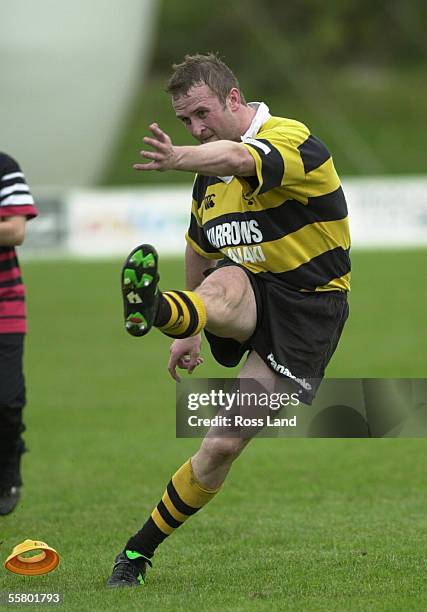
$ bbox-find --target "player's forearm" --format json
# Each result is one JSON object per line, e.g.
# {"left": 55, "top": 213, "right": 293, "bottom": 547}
{"left": 174, "top": 141, "right": 255, "bottom": 177}
{"left": 185, "top": 243, "right": 214, "bottom": 290}
{"left": 0, "top": 217, "right": 25, "bottom": 246}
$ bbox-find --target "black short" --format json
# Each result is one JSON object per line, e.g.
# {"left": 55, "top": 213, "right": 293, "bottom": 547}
{"left": 204, "top": 261, "right": 349, "bottom": 404}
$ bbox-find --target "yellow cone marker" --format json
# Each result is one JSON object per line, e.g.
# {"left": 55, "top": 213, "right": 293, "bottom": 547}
{"left": 4, "top": 540, "right": 60, "bottom": 576}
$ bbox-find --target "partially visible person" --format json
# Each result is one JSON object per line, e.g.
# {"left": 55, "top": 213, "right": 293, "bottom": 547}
{"left": 0, "top": 152, "right": 38, "bottom": 515}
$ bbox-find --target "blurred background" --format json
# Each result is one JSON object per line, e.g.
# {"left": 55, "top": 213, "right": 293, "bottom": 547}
{"left": 1, "top": 0, "right": 426, "bottom": 256}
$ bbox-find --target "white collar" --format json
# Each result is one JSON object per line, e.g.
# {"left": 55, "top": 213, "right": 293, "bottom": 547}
{"left": 218, "top": 101, "right": 271, "bottom": 183}
{"left": 241, "top": 101, "right": 271, "bottom": 140}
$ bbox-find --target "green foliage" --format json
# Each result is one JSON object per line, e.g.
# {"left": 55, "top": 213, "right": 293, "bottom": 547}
{"left": 102, "top": 1, "right": 427, "bottom": 183}
{"left": 153, "top": 0, "right": 426, "bottom": 74}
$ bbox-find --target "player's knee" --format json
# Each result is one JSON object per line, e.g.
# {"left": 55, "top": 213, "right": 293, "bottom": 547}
{"left": 198, "top": 281, "right": 241, "bottom": 321}
{"left": 201, "top": 436, "right": 245, "bottom": 463}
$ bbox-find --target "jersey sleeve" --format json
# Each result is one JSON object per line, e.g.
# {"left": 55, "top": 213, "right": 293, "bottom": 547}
{"left": 238, "top": 130, "right": 307, "bottom": 198}
{"left": 0, "top": 152, "right": 38, "bottom": 219}
{"left": 185, "top": 177, "right": 222, "bottom": 259}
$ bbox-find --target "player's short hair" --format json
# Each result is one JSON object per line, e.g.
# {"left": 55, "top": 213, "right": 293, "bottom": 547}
{"left": 166, "top": 53, "right": 247, "bottom": 105}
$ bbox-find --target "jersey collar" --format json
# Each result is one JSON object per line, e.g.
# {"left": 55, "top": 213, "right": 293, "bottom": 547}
{"left": 241, "top": 101, "right": 271, "bottom": 140}
{"left": 218, "top": 101, "right": 271, "bottom": 184}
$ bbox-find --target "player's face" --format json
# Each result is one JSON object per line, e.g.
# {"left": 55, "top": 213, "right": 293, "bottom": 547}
{"left": 172, "top": 84, "right": 241, "bottom": 143}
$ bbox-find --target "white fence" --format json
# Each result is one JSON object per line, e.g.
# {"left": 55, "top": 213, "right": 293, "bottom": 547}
{"left": 343, "top": 176, "right": 427, "bottom": 248}
{"left": 22, "top": 177, "right": 427, "bottom": 258}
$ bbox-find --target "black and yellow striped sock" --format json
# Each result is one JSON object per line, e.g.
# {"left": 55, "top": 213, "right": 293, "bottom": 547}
{"left": 154, "top": 290, "right": 206, "bottom": 338}
{"left": 125, "top": 459, "right": 220, "bottom": 560}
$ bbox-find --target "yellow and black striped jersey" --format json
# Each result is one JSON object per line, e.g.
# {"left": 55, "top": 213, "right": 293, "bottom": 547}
{"left": 186, "top": 113, "right": 351, "bottom": 292}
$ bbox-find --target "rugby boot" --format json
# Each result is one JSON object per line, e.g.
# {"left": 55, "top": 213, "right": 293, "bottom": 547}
{"left": 121, "top": 244, "right": 159, "bottom": 337}
{"left": 0, "top": 485, "right": 21, "bottom": 516}
{"left": 106, "top": 550, "right": 152, "bottom": 588}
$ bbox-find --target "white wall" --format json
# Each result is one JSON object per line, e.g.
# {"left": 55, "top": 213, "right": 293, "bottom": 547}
{"left": 0, "top": 0, "right": 158, "bottom": 187}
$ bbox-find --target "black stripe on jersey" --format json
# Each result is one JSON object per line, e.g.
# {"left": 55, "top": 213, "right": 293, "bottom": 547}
{"left": 188, "top": 213, "right": 221, "bottom": 255}
{"left": 0, "top": 277, "right": 22, "bottom": 289}
{"left": 0, "top": 152, "right": 20, "bottom": 175}
{"left": 202, "top": 187, "right": 348, "bottom": 244}
{"left": 0, "top": 315, "right": 25, "bottom": 320}
{"left": 166, "top": 480, "right": 198, "bottom": 515}
{"left": 157, "top": 500, "right": 183, "bottom": 529}
{"left": 245, "top": 138, "right": 284, "bottom": 195}
{"left": 0, "top": 257, "right": 19, "bottom": 271}
{"left": 0, "top": 176, "right": 27, "bottom": 186}
{"left": 0, "top": 153, "right": 26, "bottom": 188}
{"left": 192, "top": 176, "right": 224, "bottom": 207}
{"left": 298, "top": 135, "right": 331, "bottom": 174}
{"left": 0, "top": 296, "right": 24, "bottom": 302}
{"left": 242, "top": 175, "right": 259, "bottom": 193}
{"left": 0, "top": 186, "right": 29, "bottom": 202}
{"left": 263, "top": 247, "right": 351, "bottom": 290}
{"left": 0, "top": 179, "right": 27, "bottom": 188}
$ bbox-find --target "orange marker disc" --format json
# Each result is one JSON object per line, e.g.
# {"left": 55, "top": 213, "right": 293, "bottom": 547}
{"left": 5, "top": 540, "right": 60, "bottom": 576}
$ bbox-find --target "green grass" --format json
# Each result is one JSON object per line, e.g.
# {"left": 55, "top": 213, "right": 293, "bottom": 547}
{"left": 0, "top": 249, "right": 426, "bottom": 610}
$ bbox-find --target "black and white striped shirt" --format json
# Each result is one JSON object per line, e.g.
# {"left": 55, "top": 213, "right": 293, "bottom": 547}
{"left": 0, "top": 152, "right": 38, "bottom": 333}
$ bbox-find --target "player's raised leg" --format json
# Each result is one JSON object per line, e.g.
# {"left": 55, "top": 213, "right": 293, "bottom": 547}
{"left": 121, "top": 244, "right": 257, "bottom": 344}
{"left": 121, "top": 244, "right": 206, "bottom": 339}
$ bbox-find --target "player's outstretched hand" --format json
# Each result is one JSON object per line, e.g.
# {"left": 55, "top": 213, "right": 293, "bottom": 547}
{"left": 134, "top": 123, "right": 178, "bottom": 172}
{"left": 168, "top": 335, "right": 204, "bottom": 382}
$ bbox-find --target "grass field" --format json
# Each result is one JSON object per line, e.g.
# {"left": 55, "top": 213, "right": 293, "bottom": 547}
{"left": 0, "top": 249, "right": 426, "bottom": 610}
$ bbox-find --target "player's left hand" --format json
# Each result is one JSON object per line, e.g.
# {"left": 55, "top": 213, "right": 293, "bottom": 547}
{"left": 168, "top": 335, "right": 204, "bottom": 382}
{"left": 134, "top": 123, "right": 178, "bottom": 172}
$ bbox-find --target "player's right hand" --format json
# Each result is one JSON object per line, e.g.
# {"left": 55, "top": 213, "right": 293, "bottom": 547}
{"left": 168, "top": 334, "right": 204, "bottom": 382}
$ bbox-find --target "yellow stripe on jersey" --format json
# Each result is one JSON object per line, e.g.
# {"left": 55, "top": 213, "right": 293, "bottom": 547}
{"left": 242, "top": 131, "right": 307, "bottom": 198}
{"left": 315, "top": 272, "right": 351, "bottom": 292}
{"left": 229, "top": 218, "right": 350, "bottom": 275}
{"left": 186, "top": 115, "right": 351, "bottom": 292}
{"left": 288, "top": 158, "right": 342, "bottom": 204}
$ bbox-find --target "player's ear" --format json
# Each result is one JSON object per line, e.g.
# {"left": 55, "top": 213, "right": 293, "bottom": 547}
{"left": 227, "top": 88, "right": 241, "bottom": 111}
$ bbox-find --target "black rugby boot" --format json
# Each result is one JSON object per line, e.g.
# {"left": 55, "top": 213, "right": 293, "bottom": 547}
{"left": 121, "top": 244, "right": 160, "bottom": 337}
{"left": 106, "top": 550, "right": 152, "bottom": 588}
{"left": 0, "top": 485, "right": 21, "bottom": 516}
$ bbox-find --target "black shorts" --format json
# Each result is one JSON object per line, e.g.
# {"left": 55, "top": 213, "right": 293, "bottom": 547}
{"left": 204, "top": 260, "right": 349, "bottom": 404}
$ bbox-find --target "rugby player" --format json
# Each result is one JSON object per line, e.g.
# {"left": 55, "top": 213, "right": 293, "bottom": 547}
{"left": 107, "top": 53, "right": 350, "bottom": 587}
